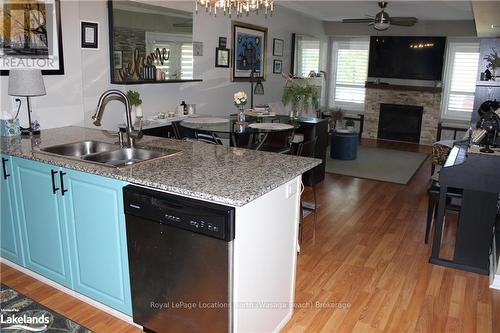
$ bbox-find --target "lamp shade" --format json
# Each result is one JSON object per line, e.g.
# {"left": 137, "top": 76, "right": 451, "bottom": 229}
{"left": 254, "top": 80, "right": 264, "bottom": 95}
{"left": 8, "top": 69, "right": 46, "bottom": 97}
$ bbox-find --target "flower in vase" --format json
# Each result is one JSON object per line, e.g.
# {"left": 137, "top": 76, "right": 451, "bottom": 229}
{"left": 234, "top": 91, "right": 248, "bottom": 107}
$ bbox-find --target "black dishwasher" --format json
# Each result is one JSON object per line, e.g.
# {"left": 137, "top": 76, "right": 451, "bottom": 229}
{"left": 123, "top": 185, "right": 235, "bottom": 333}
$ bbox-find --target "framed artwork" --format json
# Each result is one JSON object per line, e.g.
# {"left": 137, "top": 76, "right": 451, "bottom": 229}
{"left": 231, "top": 21, "right": 267, "bottom": 82}
{"left": 113, "top": 51, "right": 123, "bottom": 69}
{"left": 273, "top": 38, "right": 284, "bottom": 57}
{"left": 215, "top": 48, "right": 230, "bottom": 68}
{"left": 0, "top": 0, "right": 64, "bottom": 75}
{"left": 81, "top": 21, "right": 98, "bottom": 49}
{"left": 273, "top": 59, "right": 282, "bottom": 74}
{"left": 219, "top": 37, "right": 227, "bottom": 48}
{"left": 193, "top": 42, "right": 203, "bottom": 56}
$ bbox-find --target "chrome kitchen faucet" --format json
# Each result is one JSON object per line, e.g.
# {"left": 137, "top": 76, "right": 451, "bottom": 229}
{"left": 92, "top": 89, "right": 142, "bottom": 148}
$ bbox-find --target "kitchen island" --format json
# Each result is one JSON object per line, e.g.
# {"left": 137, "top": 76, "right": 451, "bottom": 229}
{"left": 0, "top": 126, "right": 320, "bottom": 333}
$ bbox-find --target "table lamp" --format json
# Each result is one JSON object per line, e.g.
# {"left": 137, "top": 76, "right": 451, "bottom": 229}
{"left": 8, "top": 69, "right": 46, "bottom": 136}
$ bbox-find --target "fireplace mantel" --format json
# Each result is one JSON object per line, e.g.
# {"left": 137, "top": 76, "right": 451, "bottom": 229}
{"left": 365, "top": 82, "right": 442, "bottom": 93}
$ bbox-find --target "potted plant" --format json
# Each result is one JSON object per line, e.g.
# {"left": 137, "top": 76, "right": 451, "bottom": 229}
{"left": 126, "top": 90, "right": 143, "bottom": 119}
{"left": 484, "top": 48, "right": 500, "bottom": 80}
{"left": 282, "top": 82, "right": 319, "bottom": 119}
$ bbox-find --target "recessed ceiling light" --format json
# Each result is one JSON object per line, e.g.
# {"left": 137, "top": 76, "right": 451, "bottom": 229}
{"left": 491, "top": 24, "right": 500, "bottom": 29}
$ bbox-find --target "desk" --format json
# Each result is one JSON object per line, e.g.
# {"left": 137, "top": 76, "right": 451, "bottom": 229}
{"left": 430, "top": 143, "right": 500, "bottom": 275}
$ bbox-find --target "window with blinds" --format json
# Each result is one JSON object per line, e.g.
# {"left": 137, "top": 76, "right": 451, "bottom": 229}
{"left": 442, "top": 43, "right": 479, "bottom": 119}
{"left": 330, "top": 40, "right": 369, "bottom": 109}
{"left": 152, "top": 42, "right": 194, "bottom": 80}
{"left": 181, "top": 43, "right": 193, "bottom": 80}
{"left": 298, "top": 40, "right": 321, "bottom": 77}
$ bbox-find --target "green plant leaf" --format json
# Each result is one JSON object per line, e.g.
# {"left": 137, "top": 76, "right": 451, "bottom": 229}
{"left": 126, "top": 90, "right": 142, "bottom": 106}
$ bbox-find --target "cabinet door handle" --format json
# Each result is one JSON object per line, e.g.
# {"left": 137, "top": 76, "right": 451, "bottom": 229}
{"left": 51, "top": 170, "right": 59, "bottom": 194}
{"left": 2, "top": 157, "right": 10, "bottom": 180}
{"left": 60, "top": 171, "right": 68, "bottom": 196}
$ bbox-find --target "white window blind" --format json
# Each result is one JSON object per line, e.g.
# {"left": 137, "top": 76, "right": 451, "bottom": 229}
{"left": 298, "top": 40, "right": 320, "bottom": 77}
{"left": 151, "top": 41, "right": 194, "bottom": 80}
{"left": 181, "top": 43, "right": 193, "bottom": 79}
{"left": 442, "top": 43, "right": 479, "bottom": 120}
{"left": 330, "top": 40, "right": 369, "bottom": 109}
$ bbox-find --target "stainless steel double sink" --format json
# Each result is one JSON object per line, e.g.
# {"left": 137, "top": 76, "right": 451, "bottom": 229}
{"left": 39, "top": 140, "right": 179, "bottom": 168}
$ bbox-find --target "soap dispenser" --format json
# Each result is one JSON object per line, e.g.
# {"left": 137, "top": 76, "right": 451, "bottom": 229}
{"left": 180, "top": 101, "right": 188, "bottom": 115}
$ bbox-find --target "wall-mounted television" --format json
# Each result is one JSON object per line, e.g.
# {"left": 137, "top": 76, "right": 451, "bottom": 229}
{"left": 368, "top": 36, "right": 446, "bottom": 81}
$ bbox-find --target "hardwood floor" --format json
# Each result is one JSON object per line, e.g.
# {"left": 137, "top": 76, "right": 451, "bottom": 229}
{"left": 1, "top": 140, "right": 499, "bottom": 333}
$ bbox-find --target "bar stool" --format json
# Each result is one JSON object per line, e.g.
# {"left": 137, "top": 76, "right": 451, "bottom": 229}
{"left": 425, "top": 180, "right": 463, "bottom": 244}
{"left": 297, "top": 137, "right": 318, "bottom": 245}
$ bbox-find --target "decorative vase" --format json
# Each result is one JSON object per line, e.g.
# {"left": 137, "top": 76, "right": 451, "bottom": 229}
{"left": 485, "top": 69, "right": 492, "bottom": 81}
{"left": 290, "top": 96, "right": 304, "bottom": 119}
{"left": 135, "top": 104, "right": 143, "bottom": 118}
{"left": 237, "top": 105, "right": 246, "bottom": 123}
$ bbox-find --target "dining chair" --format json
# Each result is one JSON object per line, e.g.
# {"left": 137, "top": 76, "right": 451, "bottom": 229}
{"left": 172, "top": 121, "right": 197, "bottom": 140}
{"left": 297, "top": 137, "right": 318, "bottom": 245}
{"left": 195, "top": 132, "right": 223, "bottom": 145}
{"left": 255, "top": 129, "right": 295, "bottom": 154}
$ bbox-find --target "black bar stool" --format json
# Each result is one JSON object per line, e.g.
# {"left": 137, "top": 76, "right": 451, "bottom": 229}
{"left": 297, "top": 137, "right": 318, "bottom": 245}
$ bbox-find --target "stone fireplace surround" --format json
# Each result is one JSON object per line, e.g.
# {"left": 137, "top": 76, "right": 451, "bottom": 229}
{"left": 363, "top": 86, "right": 442, "bottom": 145}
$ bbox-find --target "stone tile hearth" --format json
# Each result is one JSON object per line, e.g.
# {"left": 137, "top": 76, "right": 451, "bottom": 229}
{"left": 363, "top": 88, "right": 442, "bottom": 145}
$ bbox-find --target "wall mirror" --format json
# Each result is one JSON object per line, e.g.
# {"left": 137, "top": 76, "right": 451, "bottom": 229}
{"left": 108, "top": 0, "right": 201, "bottom": 84}
{"left": 291, "top": 34, "right": 322, "bottom": 78}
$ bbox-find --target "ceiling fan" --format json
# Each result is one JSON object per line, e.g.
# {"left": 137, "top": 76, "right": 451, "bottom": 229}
{"left": 342, "top": 2, "right": 418, "bottom": 31}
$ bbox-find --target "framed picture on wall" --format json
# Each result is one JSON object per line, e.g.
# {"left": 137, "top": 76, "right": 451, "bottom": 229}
{"left": 0, "top": 0, "right": 65, "bottom": 75}
{"left": 81, "top": 21, "right": 99, "bottom": 49}
{"left": 273, "top": 59, "right": 283, "bottom": 74}
{"left": 219, "top": 37, "right": 227, "bottom": 48}
{"left": 273, "top": 38, "right": 284, "bottom": 57}
{"left": 215, "top": 48, "right": 230, "bottom": 68}
{"left": 231, "top": 21, "right": 267, "bottom": 82}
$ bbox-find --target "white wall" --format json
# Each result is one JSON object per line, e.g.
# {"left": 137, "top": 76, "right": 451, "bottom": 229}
{"left": 0, "top": 0, "right": 326, "bottom": 131}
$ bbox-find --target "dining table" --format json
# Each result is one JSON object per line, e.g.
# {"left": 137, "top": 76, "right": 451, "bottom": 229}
{"left": 179, "top": 114, "right": 302, "bottom": 149}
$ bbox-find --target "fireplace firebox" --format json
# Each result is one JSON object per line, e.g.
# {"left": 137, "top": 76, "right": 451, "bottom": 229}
{"left": 377, "top": 103, "right": 423, "bottom": 143}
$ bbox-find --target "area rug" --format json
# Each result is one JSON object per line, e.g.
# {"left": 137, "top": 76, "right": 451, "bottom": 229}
{"left": 0, "top": 283, "right": 93, "bottom": 332}
{"left": 325, "top": 146, "right": 428, "bottom": 184}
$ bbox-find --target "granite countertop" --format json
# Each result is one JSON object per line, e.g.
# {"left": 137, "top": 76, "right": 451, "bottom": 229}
{"left": 0, "top": 126, "right": 321, "bottom": 207}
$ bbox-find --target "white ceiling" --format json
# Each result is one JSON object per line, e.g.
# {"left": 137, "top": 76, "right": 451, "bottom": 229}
{"left": 471, "top": 1, "right": 500, "bottom": 37}
{"left": 278, "top": 1, "right": 474, "bottom": 22}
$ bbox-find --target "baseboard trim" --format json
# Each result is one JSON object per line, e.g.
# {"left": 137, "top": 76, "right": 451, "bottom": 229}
{"left": 273, "top": 309, "right": 294, "bottom": 333}
{"left": 0, "top": 258, "right": 139, "bottom": 328}
{"left": 490, "top": 274, "right": 500, "bottom": 290}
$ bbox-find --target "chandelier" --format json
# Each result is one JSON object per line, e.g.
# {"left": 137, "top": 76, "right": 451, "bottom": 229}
{"left": 196, "top": 0, "right": 274, "bottom": 17}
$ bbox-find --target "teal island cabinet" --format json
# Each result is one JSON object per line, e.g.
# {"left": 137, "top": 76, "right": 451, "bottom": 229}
{"left": 2, "top": 156, "right": 132, "bottom": 316}
{"left": 1, "top": 154, "right": 24, "bottom": 266}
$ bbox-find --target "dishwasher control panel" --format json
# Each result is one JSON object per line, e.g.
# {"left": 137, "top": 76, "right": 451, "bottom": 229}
{"left": 158, "top": 207, "right": 226, "bottom": 239}
{"left": 123, "top": 186, "right": 235, "bottom": 241}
